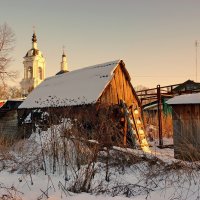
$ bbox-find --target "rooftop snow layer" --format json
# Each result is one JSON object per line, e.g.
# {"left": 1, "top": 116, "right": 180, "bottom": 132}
{"left": 19, "top": 60, "right": 121, "bottom": 109}
{"left": 167, "top": 93, "right": 200, "bottom": 105}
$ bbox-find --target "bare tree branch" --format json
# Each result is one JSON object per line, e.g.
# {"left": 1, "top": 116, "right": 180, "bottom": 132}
{"left": 0, "top": 23, "right": 18, "bottom": 86}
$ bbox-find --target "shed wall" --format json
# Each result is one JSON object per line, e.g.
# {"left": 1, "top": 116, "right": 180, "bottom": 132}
{"left": 18, "top": 105, "right": 127, "bottom": 146}
{"left": 0, "top": 110, "right": 21, "bottom": 139}
{"left": 99, "top": 64, "right": 139, "bottom": 108}
{"left": 172, "top": 104, "right": 200, "bottom": 160}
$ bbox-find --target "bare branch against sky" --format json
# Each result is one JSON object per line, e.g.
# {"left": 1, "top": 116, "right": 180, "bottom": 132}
{"left": 0, "top": 23, "right": 18, "bottom": 85}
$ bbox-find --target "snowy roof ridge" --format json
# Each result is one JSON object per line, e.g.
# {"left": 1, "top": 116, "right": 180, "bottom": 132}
{"left": 167, "top": 93, "right": 200, "bottom": 105}
{"left": 19, "top": 59, "right": 122, "bottom": 109}
{"left": 46, "top": 59, "right": 121, "bottom": 81}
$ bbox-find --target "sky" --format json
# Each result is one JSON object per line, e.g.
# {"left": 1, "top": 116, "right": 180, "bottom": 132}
{"left": 1, "top": 0, "right": 200, "bottom": 88}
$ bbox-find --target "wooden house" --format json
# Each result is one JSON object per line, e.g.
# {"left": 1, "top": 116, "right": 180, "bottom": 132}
{"left": 172, "top": 79, "right": 200, "bottom": 94}
{"left": 167, "top": 93, "right": 200, "bottom": 160}
{"left": 18, "top": 60, "right": 144, "bottom": 147}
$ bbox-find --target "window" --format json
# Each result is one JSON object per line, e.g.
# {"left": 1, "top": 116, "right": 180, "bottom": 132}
{"left": 38, "top": 67, "right": 42, "bottom": 80}
{"left": 28, "top": 67, "right": 32, "bottom": 79}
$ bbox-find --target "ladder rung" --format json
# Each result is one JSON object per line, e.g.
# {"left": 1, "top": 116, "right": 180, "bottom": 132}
{"left": 120, "top": 99, "right": 150, "bottom": 152}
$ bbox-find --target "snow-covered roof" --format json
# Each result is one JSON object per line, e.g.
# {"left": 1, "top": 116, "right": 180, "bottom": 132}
{"left": 19, "top": 60, "right": 122, "bottom": 109}
{"left": 167, "top": 93, "right": 200, "bottom": 105}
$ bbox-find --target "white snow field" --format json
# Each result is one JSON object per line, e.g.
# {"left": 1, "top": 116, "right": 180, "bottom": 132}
{"left": 0, "top": 128, "right": 199, "bottom": 200}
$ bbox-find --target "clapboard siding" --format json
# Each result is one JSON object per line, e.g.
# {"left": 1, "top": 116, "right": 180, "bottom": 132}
{"left": 99, "top": 63, "right": 139, "bottom": 108}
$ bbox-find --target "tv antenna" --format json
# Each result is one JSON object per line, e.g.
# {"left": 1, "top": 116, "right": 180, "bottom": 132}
{"left": 195, "top": 40, "right": 199, "bottom": 82}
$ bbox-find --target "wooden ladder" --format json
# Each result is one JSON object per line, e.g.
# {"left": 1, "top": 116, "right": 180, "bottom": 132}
{"left": 120, "top": 100, "right": 150, "bottom": 152}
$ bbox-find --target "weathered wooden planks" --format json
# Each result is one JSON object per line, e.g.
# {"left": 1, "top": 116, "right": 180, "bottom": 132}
{"left": 172, "top": 104, "right": 200, "bottom": 160}
{"left": 99, "top": 63, "right": 139, "bottom": 108}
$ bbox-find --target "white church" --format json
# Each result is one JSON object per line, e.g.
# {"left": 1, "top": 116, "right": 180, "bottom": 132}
{"left": 20, "top": 32, "right": 68, "bottom": 97}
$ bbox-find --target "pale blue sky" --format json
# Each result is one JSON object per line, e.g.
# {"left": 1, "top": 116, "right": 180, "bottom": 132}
{"left": 1, "top": 0, "right": 200, "bottom": 88}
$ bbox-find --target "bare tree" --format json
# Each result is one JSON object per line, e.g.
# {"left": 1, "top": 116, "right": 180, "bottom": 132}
{"left": 0, "top": 84, "right": 9, "bottom": 99}
{"left": 0, "top": 23, "right": 17, "bottom": 85}
{"left": 0, "top": 85, "right": 21, "bottom": 99}
{"left": 134, "top": 85, "right": 149, "bottom": 92}
{"left": 8, "top": 86, "right": 21, "bottom": 99}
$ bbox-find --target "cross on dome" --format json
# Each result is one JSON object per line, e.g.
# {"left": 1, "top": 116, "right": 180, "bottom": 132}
{"left": 32, "top": 25, "right": 37, "bottom": 43}
{"left": 62, "top": 45, "right": 66, "bottom": 57}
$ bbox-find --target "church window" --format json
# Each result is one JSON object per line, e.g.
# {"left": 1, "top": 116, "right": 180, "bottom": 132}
{"left": 38, "top": 67, "right": 42, "bottom": 80}
{"left": 28, "top": 67, "right": 32, "bottom": 79}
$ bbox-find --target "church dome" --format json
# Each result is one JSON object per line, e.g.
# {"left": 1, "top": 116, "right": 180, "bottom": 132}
{"left": 25, "top": 48, "right": 43, "bottom": 57}
{"left": 24, "top": 32, "right": 44, "bottom": 58}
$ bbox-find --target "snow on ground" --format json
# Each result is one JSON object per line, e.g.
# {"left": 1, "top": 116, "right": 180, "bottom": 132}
{"left": 148, "top": 138, "right": 175, "bottom": 162}
{"left": 0, "top": 164, "right": 146, "bottom": 199}
{"left": 0, "top": 133, "right": 199, "bottom": 200}
{"left": 1, "top": 164, "right": 199, "bottom": 200}
{"left": 0, "top": 169, "right": 132, "bottom": 199}
{"left": 114, "top": 137, "right": 175, "bottom": 164}
{"left": 0, "top": 171, "right": 132, "bottom": 200}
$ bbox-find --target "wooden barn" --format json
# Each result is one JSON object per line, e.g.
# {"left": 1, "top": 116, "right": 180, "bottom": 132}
{"left": 167, "top": 93, "right": 200, "bottom": 160}
{"left": 18, "top": 60, "right": 149, "bottom": 149}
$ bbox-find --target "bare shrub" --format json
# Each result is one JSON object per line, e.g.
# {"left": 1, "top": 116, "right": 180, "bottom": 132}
{"left": 144, "top": 113, "right": 173, "bottom": 139}
{"left": 174, "top": 136, "right": 200, "bottom": 162}
{"left": 0, "top": 183, "right": 23, "bottom": 200}
{"left": 65, "top": 106, "right": 120, "bottom": 192}
{"left": 29, "top": 104, "right": 127, "bottom": 193}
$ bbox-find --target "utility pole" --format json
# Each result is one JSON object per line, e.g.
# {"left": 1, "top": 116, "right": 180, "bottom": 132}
{"left": 157, "top": 85, "right": 163, "bottom": 147}
{"left": 195, "top": 40, "right": 199, "bottom": 82}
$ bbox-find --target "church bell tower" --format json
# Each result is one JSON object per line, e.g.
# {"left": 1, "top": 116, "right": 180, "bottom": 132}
{"left": 20, "top": 32, "right": 46, "bottom": 97}
{"left": 55, "top": 49, "right": 69, "bottom": 75}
